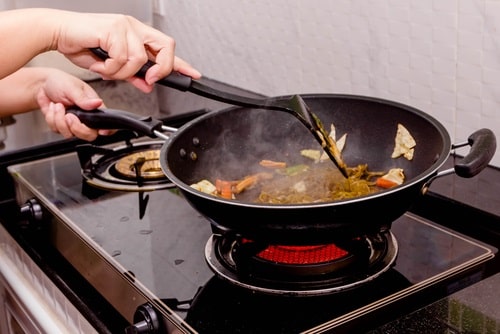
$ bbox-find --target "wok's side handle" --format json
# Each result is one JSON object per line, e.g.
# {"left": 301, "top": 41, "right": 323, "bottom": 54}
{"left": 453, "top": 128, "right": 496, "bottom": 177}
{"left": 421, "top": 128, "right": 496, "bottom": 194}
{"left": 66, "top": 107, "right": 169, "bottom": 140}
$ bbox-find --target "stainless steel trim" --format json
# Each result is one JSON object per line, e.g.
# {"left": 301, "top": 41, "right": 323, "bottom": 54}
{"left": 10, "top": 166, "right": 197, "bottom": 333}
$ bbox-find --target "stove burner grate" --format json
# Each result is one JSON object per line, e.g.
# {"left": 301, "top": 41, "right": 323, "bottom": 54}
{"left": 205, "top": 231, "right": 398, "bottom": 296}
{"left": 77, "top": 140, "right": 173, "bottom": 192}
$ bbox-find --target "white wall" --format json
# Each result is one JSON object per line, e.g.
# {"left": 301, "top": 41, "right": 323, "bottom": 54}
{"left": 1, "top": 0, "right": 152, "bottom": 22}
{"left": 155, "top": 0, "right": 500, "bottom": 168}
{"left": 0, "top": 0, "right": 14, "bottom": 10}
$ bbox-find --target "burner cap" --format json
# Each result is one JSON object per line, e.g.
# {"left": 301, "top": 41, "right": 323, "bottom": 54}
{"left": 114, "top": 149, "right": 164, "bottom": 180}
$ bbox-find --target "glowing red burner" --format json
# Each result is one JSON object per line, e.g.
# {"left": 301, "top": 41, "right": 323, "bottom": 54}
{"left": 256, "top": 244, "right": 349, "bottom": 264}
{"left": 207, "top": 231, "right": 397, "bottom": 294}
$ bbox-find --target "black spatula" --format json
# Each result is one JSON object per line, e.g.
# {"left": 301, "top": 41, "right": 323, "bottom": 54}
{"left": 90, "top": 48, "right": 348, "bottom": 177}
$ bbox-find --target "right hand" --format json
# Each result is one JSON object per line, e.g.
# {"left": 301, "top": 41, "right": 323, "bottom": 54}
{"left": 53, "top": 11, "right": 202, "bottom": 93}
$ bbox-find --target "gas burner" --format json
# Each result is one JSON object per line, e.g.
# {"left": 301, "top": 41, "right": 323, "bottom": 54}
{"left": 205, "top": 232, "right": 398, "bottom": 296}
{"left": 114, "top": 149, "right": 164, "bottom": 180}
{"left": 77, "top": 140, "right": 173, "bottom": 192}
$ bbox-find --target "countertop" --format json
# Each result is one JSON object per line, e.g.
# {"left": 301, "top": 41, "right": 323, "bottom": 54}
{"left": 368, "top": 272, "right": 500, "bottom": 333}
{"left": 369, "top": 162, "right": 500, "bottom": 333}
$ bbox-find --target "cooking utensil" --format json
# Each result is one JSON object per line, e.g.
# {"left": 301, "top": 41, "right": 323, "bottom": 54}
{"left": 89, "top": 47, "right": 348, "bottom": 177}
{"left": 68, "top": 94, "right": 496, "bottom": 244}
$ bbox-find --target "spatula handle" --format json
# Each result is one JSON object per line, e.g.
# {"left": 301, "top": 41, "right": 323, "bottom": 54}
{"left": 89, "top": 47, "right": 192, "bottom": 91}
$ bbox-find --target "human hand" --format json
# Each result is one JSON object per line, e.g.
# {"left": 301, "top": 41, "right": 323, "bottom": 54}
{"left": 53, "top": 11, "right": 201, "bottom": 93}
{"left": 36, "top": 68, "right": 113, "bottom": 141}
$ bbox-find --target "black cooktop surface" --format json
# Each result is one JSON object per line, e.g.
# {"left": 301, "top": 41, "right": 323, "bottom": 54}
{"left": 8, "top": 148, "right": 496, "bottom": 333}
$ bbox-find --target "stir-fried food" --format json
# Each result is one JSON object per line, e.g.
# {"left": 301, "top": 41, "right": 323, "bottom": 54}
{"left": 257, "top": 163, "right": 384, "bottom": 204}
{"left": 392, "top": 123, "right": 416, "bottom": 160}
{"left": 190, "top": 162, "right": 391, "bottom": 203}
{"left": 190, "top": 123, "right": 415, "bottom": 204}
{"left": 375, "top": 168, "right": 405, "bottom": 189}
{"left": 311, "top": 114, "right": 349, "bottom": 177}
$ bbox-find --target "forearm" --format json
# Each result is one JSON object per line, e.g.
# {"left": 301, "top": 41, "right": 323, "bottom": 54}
{"left": 0, "top": 9, "right": 61, "bottom": 79}
{"left": 0, "top": 67, "right": 49, "bottom": 116}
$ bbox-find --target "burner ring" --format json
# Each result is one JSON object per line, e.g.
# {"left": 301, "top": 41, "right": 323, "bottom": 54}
{"left": 205, "top": 232, "right": 398, "bottom": 296}
{"left": 114, "top": 149, "right": 164, "bottom": 180}
{"left": 80, "top": 141, "right": 174, "bottom": 192}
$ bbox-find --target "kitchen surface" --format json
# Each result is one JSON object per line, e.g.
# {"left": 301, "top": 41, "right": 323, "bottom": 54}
{"left": 0, "top": 1, "right": 499, "bottom": 333}
{"left": 368, "top": 272, "right": 500, "bottom": 333}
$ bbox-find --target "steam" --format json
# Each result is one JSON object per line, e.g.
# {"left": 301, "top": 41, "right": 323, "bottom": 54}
{"left": 190, "top": 107, "right": 316, "bottom": 183}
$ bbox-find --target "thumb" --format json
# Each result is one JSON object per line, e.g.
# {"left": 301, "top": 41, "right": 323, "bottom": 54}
{"left": 75, "top": 97, "right": 104, "bottom": 110}
{"left": 67, "top": 81, "right": 104, "bottom": 110}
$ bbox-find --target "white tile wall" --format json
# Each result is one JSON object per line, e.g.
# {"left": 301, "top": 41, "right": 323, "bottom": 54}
{"left": 156, "top": 0, "right": 500, "bottom": 167}
{"left": 2, "top": 0, "right": 152, "bottom": 23}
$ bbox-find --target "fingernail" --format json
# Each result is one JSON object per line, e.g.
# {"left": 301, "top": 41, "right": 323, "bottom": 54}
{"left": 193, "top": 69, "right": 202, "bottom": 78}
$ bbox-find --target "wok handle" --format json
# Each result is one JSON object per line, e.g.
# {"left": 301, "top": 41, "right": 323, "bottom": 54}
{"left": 66, "top": 107, "right": 164, "bottom": 138}
{"left": 89, "top": 47, "right": 193, "bottom": 91}
{"left": 421, "top": 128, "right": 496, "bottom": 194}
{"left": 454, "top": 128, "right": 496, "bottom": 178}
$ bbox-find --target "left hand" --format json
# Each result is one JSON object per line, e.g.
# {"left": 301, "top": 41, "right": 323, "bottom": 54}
{"left": 36, "top": 69, "right": 112, "bottom": 141}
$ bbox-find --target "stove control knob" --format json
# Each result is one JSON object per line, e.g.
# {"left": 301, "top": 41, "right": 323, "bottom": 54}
{"left": 19, "top": 198, "right": 43, "bottom": 221}
{"left": 125, "top": 303, "right": 162, "bottom": 334}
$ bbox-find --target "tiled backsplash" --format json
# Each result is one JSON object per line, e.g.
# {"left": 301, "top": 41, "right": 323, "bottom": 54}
{"left": 155, "top": 0, "right": 500, "bottom": 167}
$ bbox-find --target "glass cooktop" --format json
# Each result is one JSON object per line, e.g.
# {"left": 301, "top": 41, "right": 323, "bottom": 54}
{"left": 8, "top": 148, "right": 496, "bottom": 333}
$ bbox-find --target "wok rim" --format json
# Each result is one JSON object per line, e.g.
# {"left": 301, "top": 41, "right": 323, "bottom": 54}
{"left": 160, "top": 93, "right": 452, "bottom": 209}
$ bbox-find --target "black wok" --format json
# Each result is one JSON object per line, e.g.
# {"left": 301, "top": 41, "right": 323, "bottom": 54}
{"left": 69, "top": 94, "right": 496, "bottom": 244}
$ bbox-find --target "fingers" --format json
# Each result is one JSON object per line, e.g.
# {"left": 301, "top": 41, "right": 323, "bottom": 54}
{"left": 126, "top": 77, "right": 155, "bottom": 93}
{"left": 89, "top": 35, "right": 150, "bottom": 80}
{"left": 68, "top": 82, "right": 103, "bottom": 110}
{"left": 86, "top": 15, "right": 173, "bottom": 82}
{"left": 35, "top": 68, "right": 117, "bottom": 141}
{"left": 142, "top": 38, "right": 176, "bottom": 84}
{"left": 59, "top": 13, "right": 202, "bottom": 88}
{"left": 172, "top": 56, "right": 202, "bottom": 79}
{"left": 43, "top": 102, "right": 99, "bottom": 141}
{"left": 66, "top": 111, "right": 116, "bottom": 139}
{"left": 65, "top": 112, "right": 102, "bottom": 141}
{"left": 88, "top": 16, "right": 201, "bottom": 84}
{"left": 123, "top": 54, "right": 202, "bottom": 92}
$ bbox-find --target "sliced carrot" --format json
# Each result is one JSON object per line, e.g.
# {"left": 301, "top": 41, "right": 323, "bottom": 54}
{"left": 215, "top": 179, "right": 233, "bottom": 199}
{"left": 233, "top": 176, "right": 257, "bottom": 194}
{"left": 259, "top": 160, "right": 287, "bottom": 169}
{"left": 376, "top": 177, "right": 399, "bottom": 189}
{"left": 234, "top": 172, "right": 273, "bottom": 194}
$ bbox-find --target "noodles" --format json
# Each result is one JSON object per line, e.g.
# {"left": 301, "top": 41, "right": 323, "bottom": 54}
{"left": 256, "top": 164, "right": 383, "bottom": 204}
{"left": 192, "top": 162, "right": 387, "bottom": 204}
